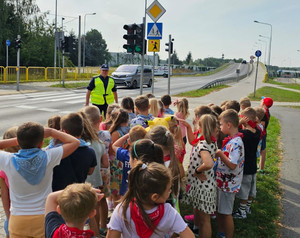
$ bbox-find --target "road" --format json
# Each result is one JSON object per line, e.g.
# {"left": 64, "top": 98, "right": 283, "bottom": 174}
{"left": 0, "top": 63, "right": 248, "bottom": 135}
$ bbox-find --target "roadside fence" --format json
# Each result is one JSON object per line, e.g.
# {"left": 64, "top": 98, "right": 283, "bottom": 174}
{"left": 0, "top": 66, "right": 101, "bottom": 83}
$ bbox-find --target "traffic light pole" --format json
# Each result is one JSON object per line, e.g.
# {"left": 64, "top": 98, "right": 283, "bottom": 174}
{"left": 167, "top": 34, "right": 171, "bottom": 95}
{"left": 152, "top": 52, "right": 155, "bottom": 94}
{"left": 62, "top": 49, "right": 65, "bottom": 87}
{"left": 16, "top": 35, "right": 20, "bottom": 91}
{"left": 139, "top": 16, "right": 146, "bottom": 95}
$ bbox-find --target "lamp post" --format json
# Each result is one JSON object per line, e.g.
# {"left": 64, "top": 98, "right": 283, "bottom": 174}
{"left": 254, "top": 20, "right": 272, "bottom": 72}
{"left": 83, "top": 13, "right": 96, "bottom": 69}
{"left": 258, "top": 39, "right": 267, "bottom": 64}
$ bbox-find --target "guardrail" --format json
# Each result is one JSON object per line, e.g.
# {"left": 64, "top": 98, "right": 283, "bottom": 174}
{"left": 199, "top": 64, "right": 250, "bottom": 89}
{"left": 0, "top": 66, "right": 101, "bottom": 83}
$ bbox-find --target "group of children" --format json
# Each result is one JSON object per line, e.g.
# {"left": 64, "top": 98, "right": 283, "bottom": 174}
{"left": 0, "top": 92, "right": 273, "bottom": 238}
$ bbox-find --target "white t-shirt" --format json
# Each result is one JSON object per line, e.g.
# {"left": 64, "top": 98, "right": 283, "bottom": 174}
{"left": 0, "top": 147, "right": 63, "bottom": 215}
{"left": 108, "top": 203, "right": 187, "bottom": 238}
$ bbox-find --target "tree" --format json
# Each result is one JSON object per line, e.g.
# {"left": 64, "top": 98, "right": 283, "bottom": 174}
{"left": 185, "top": 51, "right": 193, "bottom": 65}
{"left": 171, "top": 50, "right": 181, "bottom": 65}
{"left": 85, "top": 29, "right": 111, "bottom": 66}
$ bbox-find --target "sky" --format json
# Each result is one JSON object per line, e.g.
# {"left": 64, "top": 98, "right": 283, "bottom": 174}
{"left": 35, "top": 0, "right": 300, "bottom": 67}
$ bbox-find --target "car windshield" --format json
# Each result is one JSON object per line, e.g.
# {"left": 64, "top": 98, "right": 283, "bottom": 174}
{"left": 115, "top": 65, "right": 137, "bottom": 73}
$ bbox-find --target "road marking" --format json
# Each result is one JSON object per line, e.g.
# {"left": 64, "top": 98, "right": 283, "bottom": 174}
{"left": 37, "top": 108, "right": 59, "bottom": 112}
{"left": 16, "top": 105, "right": 37, "bottom": 109}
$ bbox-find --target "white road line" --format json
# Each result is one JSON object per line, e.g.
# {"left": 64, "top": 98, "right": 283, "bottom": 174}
{"left": 16, "top": 105, "right": 37, "bottom": 109}
{"left": 47, "top": 95, "right": 85, "bottom": 102}
{"left": 37, "top": 108, "right": 59, "bottom": 112}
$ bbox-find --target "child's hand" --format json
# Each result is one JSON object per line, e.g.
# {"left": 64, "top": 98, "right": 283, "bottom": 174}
{"left": 93, "top": 188, "right": 104, "bottom": 201}
{"left": 240, "top": 116, "right": 249, "bottom": 125}
{"left": 216, "top": 149, "right": 224, "bottom": 158}
{"left": 178, "top": 119, "right": 190, "bottom": 128}
{"left": 194, "top": 172, "right": 207, "bottom": 182}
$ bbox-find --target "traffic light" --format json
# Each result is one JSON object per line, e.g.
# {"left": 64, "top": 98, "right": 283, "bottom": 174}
{"left": 165, "top": 41, "right": 173, "bottom": 54}
{"left": 62, "top": 36, "right": 77, "bottom": 53}
{"left": 123, "top": 24, "right": 135, "bottom": 53}
{"left": 15, "top": 39, "right": 21, "bottom": 49}
{"left": 62, "top": 36, "right": 69, "bottom": 52}
{"left": 134, "top": 23, "right": 145, "bottom": 54}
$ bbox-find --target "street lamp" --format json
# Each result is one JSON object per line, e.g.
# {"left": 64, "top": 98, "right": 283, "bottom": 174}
{"left": 83, "top": 12, "right": 96, "bottom": 68}
{"left": 254, "top": 20, "right": 272, "bottom": 72}
{"left": 258, "top": 39, "right": 267, "bottom": 64}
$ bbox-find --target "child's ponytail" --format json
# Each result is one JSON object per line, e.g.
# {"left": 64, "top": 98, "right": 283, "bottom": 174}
{"left": 120, "top": 162, "right": 172, "bottom": 232}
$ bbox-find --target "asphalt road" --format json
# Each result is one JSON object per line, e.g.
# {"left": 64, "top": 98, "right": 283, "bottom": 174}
{"left": 0, "top": 63, "right": 248, "bottom": 135}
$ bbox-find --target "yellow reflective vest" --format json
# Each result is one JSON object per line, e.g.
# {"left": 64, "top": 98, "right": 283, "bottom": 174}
{"left": 91, "top": 76, "right": 115, "bottom": 105}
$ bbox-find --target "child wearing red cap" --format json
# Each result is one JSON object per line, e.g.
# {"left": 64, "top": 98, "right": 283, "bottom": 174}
{"left": 258, "top": 97, "right": 273, "bottom": 174}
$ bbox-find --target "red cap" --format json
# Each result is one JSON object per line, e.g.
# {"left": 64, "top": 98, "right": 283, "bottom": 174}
{"left": 262, "top": 97, "right": 273, "bottom": 108}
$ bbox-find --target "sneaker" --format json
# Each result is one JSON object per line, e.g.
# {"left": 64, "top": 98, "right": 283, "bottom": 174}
{"left": 258, "top": 169, "right": 265, "bottom": 175}
{"left": 184, "top": 214, "right": 194, "bottom": 223}
{"left": 99, "top": 228, "right": 107, "bottom": 238}
{"left": 232, "top": 209, "right": 247, "bottom": 219}
{"left": 217, "top": 232, "right": 226, "bottom": 238}
{"left": 246, "top": 206, "right": 252, "bottom": 215}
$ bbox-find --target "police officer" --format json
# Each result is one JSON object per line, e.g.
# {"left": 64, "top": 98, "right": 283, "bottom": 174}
{"left": 85, "top": 64, "right": 118, "bottom": 117}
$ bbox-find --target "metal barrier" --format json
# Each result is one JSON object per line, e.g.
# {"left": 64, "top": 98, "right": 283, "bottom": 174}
{"left": 199, "top": 67, "right": 250, "bottom": 90}
{"left": 0, "top": 66, "right": 102, "bottom": 83}
{"left": 28, "top": 67, "right": 46, "bottom": 81}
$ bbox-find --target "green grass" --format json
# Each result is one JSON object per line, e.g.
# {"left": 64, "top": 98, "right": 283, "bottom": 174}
{"left": 180, "top": 116, "right": 282, "bottom": 238}
{"left": 266, "top": 78, "right": 300, "bottom": 90}
{"left": 234, "top": 116, "right": 281, "bottom": 237}
{"left": 173, "top": 85, "right": 228, "bottom": 97}
{"left": 249, "top": 86, "right": 300, "bottom": 102}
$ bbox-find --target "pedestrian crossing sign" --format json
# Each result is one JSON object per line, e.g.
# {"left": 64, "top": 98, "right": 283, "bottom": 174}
{"left": 148, "top": 40, "right": 160, "bottom": 52}
{"left": 147, "top": 23, "right": 163, "bottom": 40}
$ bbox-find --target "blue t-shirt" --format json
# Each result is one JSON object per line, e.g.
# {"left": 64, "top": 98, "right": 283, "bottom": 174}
{"left": 116, "top": 147, "right": 131, "bottom": 196}
{"left": 164, "top": 108, "right": 174, "bottom": 115}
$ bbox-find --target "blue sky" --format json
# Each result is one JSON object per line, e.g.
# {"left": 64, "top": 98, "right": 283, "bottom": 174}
{"left": 36, "top": 0, "right": 300, "bottom": 67}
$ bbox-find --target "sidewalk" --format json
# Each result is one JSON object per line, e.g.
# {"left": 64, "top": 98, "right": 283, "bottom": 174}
{"left": 0, "top": 65, "right": 299, "bottom": 236}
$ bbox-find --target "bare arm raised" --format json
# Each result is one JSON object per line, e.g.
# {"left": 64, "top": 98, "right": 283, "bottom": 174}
{"left": 44, "top": 128, "right": 80, "bottom": 159}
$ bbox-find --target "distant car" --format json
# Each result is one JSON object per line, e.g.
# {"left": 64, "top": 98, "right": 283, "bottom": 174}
{"left": 242, "top": 60, "right": 247, "bottom": 64}
{"left": 111, "top": 64, "right": 152, "bottom": 89}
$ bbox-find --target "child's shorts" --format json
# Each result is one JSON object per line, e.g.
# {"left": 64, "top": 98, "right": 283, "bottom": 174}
{"left": 9, "top": 214, "right": 45, "bottom": 238}
{"left": 100, "top": 168, "right": 111, "bottom": 197}
{"left": 217, "top": 190, "right": 236, "bottom": 215}
{"left": 236, "top": 174, "right": 257, "bottom": 200}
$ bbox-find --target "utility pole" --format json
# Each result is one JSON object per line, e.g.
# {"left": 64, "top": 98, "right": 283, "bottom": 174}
{"left": 167, "top": 34, "right": 171, "bottom": 95}
{"left": 78, "top": 15, "right": 81, "bottom": 74}
{"left": 16, "top": 35, "right": 21, "bottom": 91}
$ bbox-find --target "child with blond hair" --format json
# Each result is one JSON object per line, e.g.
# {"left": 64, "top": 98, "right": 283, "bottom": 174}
{"left": 174, "top": 98, "right": 190, "bottom": 144}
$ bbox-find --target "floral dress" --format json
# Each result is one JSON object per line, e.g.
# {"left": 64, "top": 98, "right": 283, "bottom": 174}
{"left": 182, "top": 139, "right": 217, "bottom": 214}
{"left": 110, "top": 126, "right": 130, "bottom": 196}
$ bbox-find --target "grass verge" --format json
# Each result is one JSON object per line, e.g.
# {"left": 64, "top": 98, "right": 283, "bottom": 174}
{"left": 249, "top": 86, "right": 300, "bottom": 102}
{"left": 180, "top": 116, "right": 282, "bottom": 237}
{"left": 266, "top": 79, "right": 300, "bottom": 90}
{"left": 173, "top": 85, "right": 228, "bottom": 97}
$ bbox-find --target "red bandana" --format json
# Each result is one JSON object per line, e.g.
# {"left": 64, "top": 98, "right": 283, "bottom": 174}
{"left": 130, "top": 202, "right": 165, "bottom": 238}
{"left": 191, "top": 130, "right": 201, "bottom": 145}
{"left": 191, "top": 132, "right": 216, "bottom": 145}
{"left": 222, "top": 132, "right": 244, "bottom": 149}
{"left": 240, "top": 115, "right": 257, "bottom": 129}
{"left": 163, "top": 154, "right": 171, "bottom": 162}
{"left": 53, "top": 224, "right": 94, "bottom": 238}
